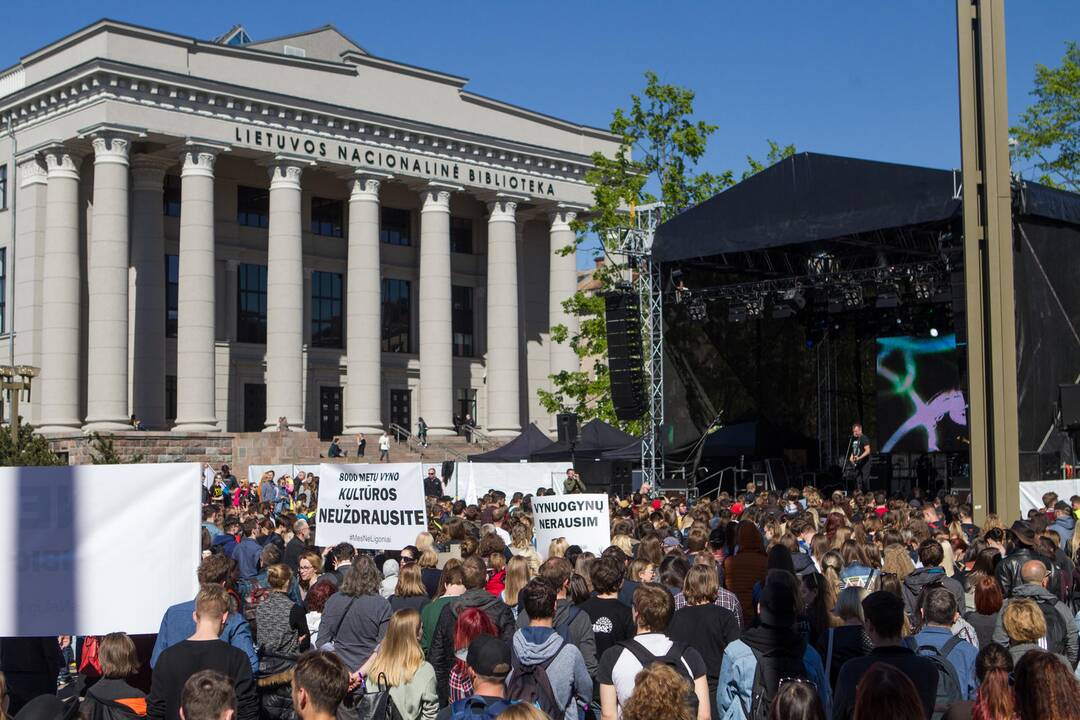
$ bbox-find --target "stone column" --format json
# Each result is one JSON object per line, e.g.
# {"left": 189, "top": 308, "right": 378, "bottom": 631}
{"left": 263, "top": 159, "right": 305, "bottom": 431}
{"left": 548, "top": 207, "right": 580, "bottom": 429}
{"left": 129, "top": 156, "right": 172, "bottom": 430}
{"left": 485, "top": 197, "right": 522, "bottom": 435}
{"left": 13, "top": 158, "right": 47, "bottom": 379}
{"left": 38, "top": 146, "right": 85, "bottom": 432}
{"left": 418, "top": 185, "right": 456, "bottom": 436}
{"left": 343, "top": 172, "right": 388, "bottom": 435}
{"left": 173, "top": 145, "right": 222, "bottom": 432}
{"left": 81, "top": 134, "right": 133, "bottom": 430}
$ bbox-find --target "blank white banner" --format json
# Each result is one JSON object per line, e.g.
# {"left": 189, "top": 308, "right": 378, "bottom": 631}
{"left": 0, "top": 463, "right": 201, "bottom": 636}
{"left": 1019, "top": 479, "right": 1080, "bottom": 516}
{"left": 454, "top": 462, "right": 572, "bottom": 504}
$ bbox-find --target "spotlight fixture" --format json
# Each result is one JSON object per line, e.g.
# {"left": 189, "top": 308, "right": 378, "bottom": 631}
{"left": 745, "top": 296, "right": 764, "bottom": 318}
{"left": 687, "top": 297, "right": 707, "bottom": 322}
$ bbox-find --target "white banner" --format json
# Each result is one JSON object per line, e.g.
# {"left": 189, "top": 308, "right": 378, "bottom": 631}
{"left": 293, "top": 464, "right": 321, "bottom": 479}
{"left": 531, "top": 493, "right": 610, "bottom": 559}
{"left": 455, "top": 462, "right": 572, "bottom": 504}
{"left": 315, "top": 464, "right": 428, "bottom": 550}
{"left": 1020, "top": 479, "right": 1080, "bottom": 516}
{"left": 0, "top": 463, "right": 201, "bottom": 636}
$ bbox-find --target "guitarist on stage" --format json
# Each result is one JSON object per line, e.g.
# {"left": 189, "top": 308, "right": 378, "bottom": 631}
{"left": 846, "top": 423, "right": 872, "bottom": 492}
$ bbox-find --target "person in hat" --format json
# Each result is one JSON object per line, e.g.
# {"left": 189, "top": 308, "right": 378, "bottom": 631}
{"left": 434, "top": 635, "right": 513, "bottom": 720}
{"left": 716, "top": 579, "right": 830, "bottom": 719}
{"left": 994, "top": 521, "right": 1047, "bottom": 598}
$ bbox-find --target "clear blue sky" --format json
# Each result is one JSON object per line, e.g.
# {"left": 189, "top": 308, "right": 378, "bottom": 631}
{"left": 2, "top": 1, "right": 1075, "bottom": 269}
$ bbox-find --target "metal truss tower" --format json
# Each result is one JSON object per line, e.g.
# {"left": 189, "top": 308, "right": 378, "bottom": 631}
{"left": 608, "top": 203, "right": 665, "bottom": 490}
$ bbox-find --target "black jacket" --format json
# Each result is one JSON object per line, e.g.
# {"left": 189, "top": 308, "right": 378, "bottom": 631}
{"left": 995, "top": 548, "right": 1047, "bottom": 599}
{"left": 282, "top": 537, "right": 307, "bottom": 572}
{"left": 832, "top": 646, "right": 939, "bottom": 720}
{"left": 256, "top": 665, "right": 294, "bottom": 720}
{"left": 427, "top": 588, "right": 516, "bottom": 704}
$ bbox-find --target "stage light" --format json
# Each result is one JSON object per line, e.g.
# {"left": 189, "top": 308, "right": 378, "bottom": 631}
{"left": 688, "top": 298, "right": 707, "bottom": 321}
{"left": 728, "top": 305, "right": 747, "bottom": 323}
{"left": 746, "top": 297, "right": 764, "bottom": 318}
{"left": 930, "top": 327, "right": 939, "bottom": 337}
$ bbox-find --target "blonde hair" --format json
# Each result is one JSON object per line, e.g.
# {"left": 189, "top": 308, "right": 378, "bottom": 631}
{"left": 503, "top": 555, "right": 532, "bottom": 608}
{"left": 882, "top": 544, "right": 915, "bottom": 581}
{"left": 548, "top": 537, "right": 569, "bottom": 559}
{"left": 365, "top": 609, "right": 424, "bottom": 686}
{"left": 494, "top": 705, "right": 550, "bottom": 720}
{"left": 1003, "top": 599, "right": 1046, "bottom": 644}
{"left": 611, "top": 534, "right": 633, "bottom": 556}
{"left": 415, "top": 531, "right": 435, "bottom": 554}
{"left": 394, "top": 563, "right": 428, "bottom": 598}
{"left": 267, "top": 564, "right": 293, "bottom": 591}
{"left": 419, "top": 549, "right": 438, "bottom": 570}
{"left": 939, "top": 541, "right": 956, "bottom": 578}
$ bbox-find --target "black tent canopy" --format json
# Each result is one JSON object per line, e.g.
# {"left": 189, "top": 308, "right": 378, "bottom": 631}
{"left": 468, "top": 423, "right": 554, "bottom": 462}
{"left": 530, "top": 419, "right": 638, "bottom": 462}
{"left": 653, "top": 152, "right": 963, "bottom": 261}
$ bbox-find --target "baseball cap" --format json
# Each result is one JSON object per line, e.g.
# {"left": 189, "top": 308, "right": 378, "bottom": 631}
{"left": 662, "top": 536, "right": 680, "bottom": 549}
{"left": 467, "top": 635, "right": 511, "bottom": 678}
{"left": 651, "top": 499, "right": 663, "bottom": 511}
{"left": 731, "top": 502, "right": 744, "bottom": 516}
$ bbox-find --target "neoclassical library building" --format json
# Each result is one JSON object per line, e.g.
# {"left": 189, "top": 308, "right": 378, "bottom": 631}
{"left": 0, "top": 20, "right": 616, "bottom": 441}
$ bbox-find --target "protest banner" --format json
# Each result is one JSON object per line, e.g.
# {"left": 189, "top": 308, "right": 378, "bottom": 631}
{"left": 0, "top": 463, "right": 201, "bottom": 636}
{"left": 454, "top": 461, "right": 571, "bottom": 503}
{"left": 316, "top": 463, "right": 427, "bottom": 550}
{"left": 531, "top": 493, "right": 610, "bottom": 558}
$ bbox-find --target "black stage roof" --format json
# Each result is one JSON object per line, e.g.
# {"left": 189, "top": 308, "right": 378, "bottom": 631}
{"left": 653, "top": 152, "right": 1080, "bottom": 262}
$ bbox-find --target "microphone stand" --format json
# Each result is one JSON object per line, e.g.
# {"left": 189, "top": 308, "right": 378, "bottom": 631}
{"left": 839, "top": 435, "right": 855, "bottom": 494}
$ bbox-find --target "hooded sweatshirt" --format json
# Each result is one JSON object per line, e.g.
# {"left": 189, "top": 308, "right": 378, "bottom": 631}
{"left": 515, "top": 598, "right": 598, "bottom": 677}
{"left": 380, "top": 560, "right": 400, "bottom": 599}
{"left": 1049, "top": 514, "right": 1076, "bottom": 550}
{"left": 723, "top": 523, "right": 768, "bottom": 625}
{"left": 509, "top": 627, "right": 592, "bottom": 720}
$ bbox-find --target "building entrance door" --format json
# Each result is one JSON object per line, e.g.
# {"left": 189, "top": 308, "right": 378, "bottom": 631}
{"left": 319, "top": 386, "right": 343, "bottom": 441}
{"left": 390, "top": 389, "right": 411, "bottom": 434}
{"left": 243, "top": 383, "right": 266, "bottom": 432}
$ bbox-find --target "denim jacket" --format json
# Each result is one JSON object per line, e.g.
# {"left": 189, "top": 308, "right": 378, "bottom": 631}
{"left": 716, "top": 637, "right": 831, "bottom": 720}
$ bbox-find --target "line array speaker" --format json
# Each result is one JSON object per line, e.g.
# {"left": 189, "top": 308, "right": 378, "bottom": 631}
{"left": 605, "top": 291, "right": 645, "bottom": 421}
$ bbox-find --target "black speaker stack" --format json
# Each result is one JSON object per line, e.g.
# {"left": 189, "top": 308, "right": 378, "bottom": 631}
{"left": 604, "top": 291, "right": 645, "bottom": 421}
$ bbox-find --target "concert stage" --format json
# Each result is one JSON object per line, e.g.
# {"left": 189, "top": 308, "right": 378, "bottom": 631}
{"left": 652, "top": 152, "right": 1080, "bottom": 493}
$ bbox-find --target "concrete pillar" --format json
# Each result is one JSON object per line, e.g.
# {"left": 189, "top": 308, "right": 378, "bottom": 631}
{"left": 38, "top": 146, "right": 85, "bottom": 433}
{"left": 84, "top": 133, "right": 135, "bottom": 431}
{"left": 13, "top": 157, "right": 47, "bottom": 424}
{"left": 173, "top": 145, "right": 223, "bottom": 432}
{"left": 418, "top": 185, "right": 456, "bottom": 436}
{"left": 129, "top": 156, "right": 172, "bottom": 430}
{"left": 485, "top": 197, "right": 522, "bottom": 435}
{"left": 343, "top": 172, "right": 388, "bottom": 435}
{"left": 548, "top": 207, "right": 581, "bottom": 430}
{"left": 263, "top": 159, "right": 305, "bottom": 431}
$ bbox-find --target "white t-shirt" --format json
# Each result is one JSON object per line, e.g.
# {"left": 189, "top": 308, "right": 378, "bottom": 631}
{"left": 597, "top": 632, "right": 706, "bottom": 711}
{"left": 379, "top": 434, "right": 390, "bottom": 451}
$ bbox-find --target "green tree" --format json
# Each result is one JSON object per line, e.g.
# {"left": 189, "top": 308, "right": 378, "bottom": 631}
{"left": 0, "top": 423, "right": 65, "bottom": 466}
{"left": 1012, "top": 42, "right": 1080, "bottom": 191}
{"left": 89, "top": 433, "right": 144, "bottom": 464}
{"left": 539, "top": 71, "right": 794, "bottom": 428}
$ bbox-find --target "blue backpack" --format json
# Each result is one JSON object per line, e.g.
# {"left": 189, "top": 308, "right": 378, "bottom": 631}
{"left": 448, "top": 698, "right": 517, "bottom": 720}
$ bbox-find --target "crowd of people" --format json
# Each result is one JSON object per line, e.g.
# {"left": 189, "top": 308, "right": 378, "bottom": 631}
{"left": 5, "top": 473, "right": 1080, "bottom": 720}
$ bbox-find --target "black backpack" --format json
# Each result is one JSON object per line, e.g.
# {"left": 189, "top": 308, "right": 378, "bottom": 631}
{"left": 915, "top": 635, "right": 964, "bottom": 720}
{"left": 1033, "top": 597, "right": 1069, "bottom": 657}
{"left": 343, "top": 673, "right": 405, "bottom": 720}
{"left": 741, "top": 641, "right": 808, "bottom": 720}
{"left": 619, "top": 639, "right": 699, "bottom": 718}
{"left": 506, "top": 639, "right": 567, "bottom": 720}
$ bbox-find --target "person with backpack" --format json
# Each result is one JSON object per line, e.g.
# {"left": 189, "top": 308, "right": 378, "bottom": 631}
{"left": 902, "top": 539, "right": 967, "bottom": 624}
{"left": 514, "top": 557, "right": 598, "bottom": 677}
{"left": 911, "top": 587, "right": 979, "bottom": 707}
{"left": 434, "top": 636, "right": 513, "bottom": 720}
{"left": 506, "top": 578, "right": 592, "bottom": 720}
{"left": 429, "top": 556, "right": 517, "bottom": 704}
{"left": 597, "top": 583, "right": 710, "bottom": 720}
{"left": 990, "top": 558, "right": 1078, "bottom": 666}
{"left": 716, "top": 581, "right": 830, "bottom": 720}
{"left": 832, "top": 591, "right": 939, "bottom": 720}
{"left": 81, "top": 633, "right": 147, "bottom": 720}
{"left": 360, "top": 609, "right": 438, "bottom": 720}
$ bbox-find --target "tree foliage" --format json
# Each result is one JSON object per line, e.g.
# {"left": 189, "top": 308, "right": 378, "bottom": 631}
{"left": 1012, "top": 42, "right": 1080, "bottom": 191}
{"left": 0, "top": 422, "right": 65, "bottom": 466}
{"left": 539, "top": 71, "right": 795, "bottom": 429}
{"left": 89, "top": 433, "right": 144, "bottom": 464}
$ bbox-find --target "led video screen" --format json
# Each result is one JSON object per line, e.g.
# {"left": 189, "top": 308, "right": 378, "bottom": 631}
{"left": 876, "top": 335, "right": 968, "bottom": 453}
